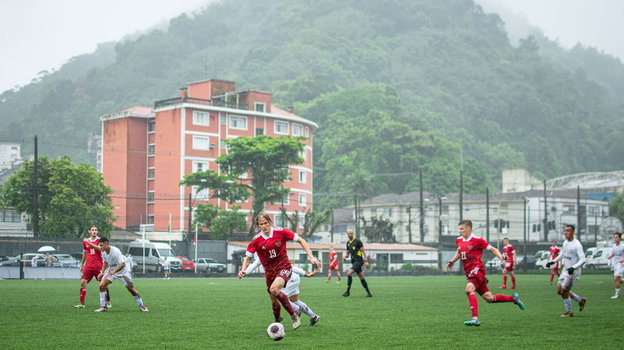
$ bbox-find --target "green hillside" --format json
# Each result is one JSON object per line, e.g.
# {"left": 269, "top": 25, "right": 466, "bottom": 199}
{"left": 1, "top": 0, "right": 623, "bottom": 209}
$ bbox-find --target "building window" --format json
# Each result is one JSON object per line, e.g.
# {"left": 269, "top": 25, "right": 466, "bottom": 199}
{"left": 147, "top": 192, "right": 154, "bottom": 203}
{"left": 229, "top": 115, "right": 247, "bottom": 130}
{"left": 1, "top": 208, "right": 21, "bottom": 223}
{"left": 298, "top": 215, "right": 305, "bottom": 229}
{"left": 148, "top": 120, "right": 155, "bottom": 132}
{"left": 148, "top": 144, "right": 155, "bottom": 156}
{"left": 193, "top": 111, "right": 210, "bottom": 126}
{"left": 562, "top": 205, "right": 576, "bottom": 215}
{"left": 192, "top": 162, "right": 209, "bottom": 173}
{"left": 390, "top": 254, "right": 404, "bottom": 263}
{"left": 282, "top": 193, "right": 290, "bottom": 205}
{"left": 299, "top": 170, "right": 306, "bottom": 184}
{"left": 219, "top": 140, "right": 226, "bottom": 150}
{"left": 292, "top": 124, "right": 303, "bottom": 136}
{"left": 275, "top": 121, "right": 289, "bottom": 134}
{"left": 192, "top": 136, "right": 211, "bottom": 150}
{"left": 255, "top": 128, "right": 264, "bottom": 136}
{"left": 219, "top": 113, "right": 226, "bottom": 125}
{"left": 305, "top": 127, "right": 310, "bottom": 137}
{"left": 300, "top": 149, "right": 306, "bottom": 162}
{"left": 274, "top": 215, "right": 283, "bottom": 227}
{"left": 192, "top": 186, "right": 210, "bottom": 200}
{"left": 500, "top": 203, "right": 508, "bottom": 214}
{"left": 147, "top": 215, "right": 154, "bottom": 224}
{"left": 255, "top": 103, "right": 265, "bottom": 112}
{"left": 147, "top": 168, "right": 155, "bottom": 179}
{"left": 299, "top": 193, "right": 307, "bottom": 208}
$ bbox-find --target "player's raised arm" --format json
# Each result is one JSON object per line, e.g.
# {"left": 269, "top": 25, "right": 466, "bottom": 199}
{"left": 296, "top": 236, "right": 320, "bottom": 269}
{"left": 238, "top": 256, "right": 252, "bottom": 279}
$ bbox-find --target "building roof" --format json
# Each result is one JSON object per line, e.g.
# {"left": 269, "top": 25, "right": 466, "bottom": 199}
{"left": 271, "top": 105, "right": 318, "bottom": 131}
{"left": 228, "top": 241, "right": 437, "bottom": 251}
{"left": 100, "top": 106, "right": 153, "bottom": 121}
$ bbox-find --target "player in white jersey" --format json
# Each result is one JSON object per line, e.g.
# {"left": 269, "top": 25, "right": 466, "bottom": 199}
{"left": 86, "top": 237, "right": 148, "bottom": 312}
{"left": 607, "top": 232, "right": 624, "bottom": 299}
{"left": 546, "top": 225, "right": 587, "bottom": 317}
{"left": 246, "top": 258, "right": 321, "bottom": 326}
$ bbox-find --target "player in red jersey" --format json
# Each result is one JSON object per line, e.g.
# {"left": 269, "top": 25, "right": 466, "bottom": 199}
{"left": 74, "top": 225, "right": 110, "bottom": 308}
{"left": 499, "top": 238, "right": 517, "bottom": 289}
{"left": 238, "top": 212, "right": 321, "bottom": 330}
{"left": 326, "top": 246, "right": 342, "bottom": 283}
{"left": 445, "top": 220, "right": 525, "bottom": 327}
{"left": 548, "top": 240, "right": 561, "bottom": 285}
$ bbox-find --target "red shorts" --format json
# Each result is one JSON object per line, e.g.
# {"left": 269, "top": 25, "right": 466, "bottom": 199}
{"left": 504, "top": 262, "right": 514, "bottom": 272}
{"left": 265, "top": 268, "right": 292, "bottom": 291}
{"left": 329, "top": 264, "right": 339, "bottom": 272}
{"left": 551, "top": 262, "right": 560, "bottom": 271}
{"left": 467, "top": 268, "right": 490, "bottom": 295}
{"left": 81, "top": 267, "right": 102, "bottom": 282}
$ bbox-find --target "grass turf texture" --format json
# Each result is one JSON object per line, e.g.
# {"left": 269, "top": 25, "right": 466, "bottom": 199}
{"left": 0, "top": 274, "right": 621, "bottom": 349}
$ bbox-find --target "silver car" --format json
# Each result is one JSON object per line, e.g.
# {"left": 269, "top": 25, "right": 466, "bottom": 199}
{"left": 194, "top": 258, "right": 227, "bottom": 273}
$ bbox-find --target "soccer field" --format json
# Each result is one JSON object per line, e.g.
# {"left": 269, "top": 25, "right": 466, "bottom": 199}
{"left": 0, "top": 274, "right": 621, "bottom": 349}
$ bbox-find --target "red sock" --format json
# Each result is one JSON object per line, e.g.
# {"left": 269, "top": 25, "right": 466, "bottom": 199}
{"left": 503, "top": 275, "right": 507, "bottom": 285}
{"left": 80, "top": 288, "right": 86, "bottom": 304}
{"left": 467, "top": 292, "right": 478, "bottom": 318}
{"left": 550, "top": 272, "right": 555, "bottom": 282}
{"left": 276, "top": 292, "right": 294, "bottom": 316}
{"left": 272, "top": 302, "right": 281, "bottom": 320}
{"left": 493, "top": 294, "right": 515, "bottom": 302}
{"left": 511, "top": 276, "right": 516, "bottom": 287}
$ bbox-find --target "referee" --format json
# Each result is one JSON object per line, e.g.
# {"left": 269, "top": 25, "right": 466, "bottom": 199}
{"left": 342, "top": 229, "right": 372, "bottom": 297}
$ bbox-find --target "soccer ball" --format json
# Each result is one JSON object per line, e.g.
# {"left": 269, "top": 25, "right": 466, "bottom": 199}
{"left": 267, "top": 322, "right": 285, "bottom": 341}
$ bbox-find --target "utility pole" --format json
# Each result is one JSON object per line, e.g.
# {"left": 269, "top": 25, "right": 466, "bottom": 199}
{"left": 408, "top": 206, "right": 412, "bottom": 243}
{"left": 459, "top": 170, "right": 463, "bottom": 221}
{"left": 188, "top": 193, "right": 193, "bottom": 239}
{"left": 33, "top": 135, "right": 39, "bottom": 238}
{"left": 354, "top": 195, "right": 359, "bottom": 239}
{"left": 419, "top": 171, "right": 424, "bottom": 243}
{"left": 544, "top": 180, "right": 548, "bottom": 241}
{"left": 577, "top": 185, "right": 581, "bottom": 243}
{"left": 438, "top": 196, "right": 442, "bottom": 244}
{"left": 330, "top": 208, "right": 334, "bottom": 244}
{"left": 486, "top": 187, "right": 490, "bottom": 242}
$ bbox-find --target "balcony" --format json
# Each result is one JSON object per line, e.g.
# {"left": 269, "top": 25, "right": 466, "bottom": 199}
{"left": 154, "top": 96, "right": 248, "bottom": 111}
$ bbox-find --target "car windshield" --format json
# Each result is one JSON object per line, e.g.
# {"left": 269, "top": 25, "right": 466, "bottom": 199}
{"left": 158, "top": 248, "right": 176, "bottom": 257}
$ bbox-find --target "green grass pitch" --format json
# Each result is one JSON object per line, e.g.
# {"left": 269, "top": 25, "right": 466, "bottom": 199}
{"left": 0, "top": 273, "right": 621, "bottom": 349}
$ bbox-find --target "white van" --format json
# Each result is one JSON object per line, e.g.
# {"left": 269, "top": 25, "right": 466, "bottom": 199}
{"left": 534, "top": 250, "right": 550, "bottom": 269}
{"left": 586, "top": 247, "right": 612, "bottom": 269}
{"left": 127, "top": 240, "right": 182, "bottom": 273}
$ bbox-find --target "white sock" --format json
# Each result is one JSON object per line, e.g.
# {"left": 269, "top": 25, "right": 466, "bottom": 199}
{"left": 290, "top": 302, "right": 300, "bottom": 314}
{"left": 295, "top": 300, "right": 316, "bottom": 318}
{"left": 571, "top": 293, "right": 583, "bottom": 303}
{"left": 133, "top": 295, "right": 143, "bottom": 306}
{"left": 99, "top": 292, "right": 107, "bottom": 307}
{"left": 564, "top": 298, "right": 573, "bottom": 313}
{"left": 615, "top": 288, "right": 620, "bottom": 296}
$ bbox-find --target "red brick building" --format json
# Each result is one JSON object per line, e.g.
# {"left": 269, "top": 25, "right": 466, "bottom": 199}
{"left": 100, "top": 79, "right": 317, "bottom": 233}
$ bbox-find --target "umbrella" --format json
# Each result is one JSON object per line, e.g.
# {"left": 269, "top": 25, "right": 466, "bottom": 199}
{"left": 37, "top": 246, "right": 56, "bottom": 253}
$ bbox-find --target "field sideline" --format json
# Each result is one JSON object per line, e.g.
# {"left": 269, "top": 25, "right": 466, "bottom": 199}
{"left": 0, "top": 274, "right": 621, "bottom": 349}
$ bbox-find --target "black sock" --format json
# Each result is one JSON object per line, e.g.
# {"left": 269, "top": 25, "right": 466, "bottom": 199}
{"left": 347, "top": 275, "right": 352, "bottom": 291}
{"left": 361, "top": 278, "right": 370, "bottom": 293}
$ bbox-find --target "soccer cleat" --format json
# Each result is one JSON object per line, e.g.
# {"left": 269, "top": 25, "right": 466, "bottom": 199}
{"left": 291, "top": 314, "right": 301, "bottom": 329}
{"left": 94, "top": 306, "right": 107, "bottom": 312}
{"left": 365, "top": 293, "right": 373, "bottom": 297}
{"left": 74, "top": 304, "right": 85, "bottom": 309}
{"left": 139, "top": 305, "right": 149, "bottom": 312}
{"left": 560, "top": 312, "right": 573, "bottom": 317}
{"left": 325, "top": 280, "right": 330, "bottom": 283}
{"left": 579, "top": 298, "right": 586, "bottom": 311}
{"left": 611, "top": 295, "right": 620, "bottom": 299}
{"left": 337, "top": 280, "right": 342, "bottom": 283}
{"left": 513, "top": 293, "right": 525, "bottom": 310}
{"left": 309, "top": 315, "right": 320, "bottom": 326}
{"left": 499, "top": 285, "right": 506, "bottom": 289}
{"left": 511, "top": 285, "right": 516, "bottom": 289}
{"left": 342, "top": 291, "right": 350, "bottom": 297}
{"left": 106, "top": 301, "right": 112, "bottom": 308}
{"left": 275, "top": 316, "right": 283, "bottom": 323}
{"left": 464, "top": 319, "right": 481, "bottom": 327}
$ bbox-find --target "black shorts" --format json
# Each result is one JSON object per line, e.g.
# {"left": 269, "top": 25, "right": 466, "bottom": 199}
{"left": 351, "top": 260, "right": 364, "bottom": 273}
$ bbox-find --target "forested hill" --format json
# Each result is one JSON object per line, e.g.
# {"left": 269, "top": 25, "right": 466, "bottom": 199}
{"left": 1, "top": 0, "right": 623, "bottom": 209}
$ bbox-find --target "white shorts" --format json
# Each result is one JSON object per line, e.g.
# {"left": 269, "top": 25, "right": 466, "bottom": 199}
{"left": 283, "top": 273, "right": 301, "bottom": 297}
{"left": 557, "top": 268, "right": 581, "bottom": 291}
{"left": 104, "top": 272, "right": 134, "bottom": 287}
{"left": 614, "top": 263, "right": 624, "bottom": 277}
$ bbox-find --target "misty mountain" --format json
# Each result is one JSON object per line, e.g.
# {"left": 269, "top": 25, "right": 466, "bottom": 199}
{"left": 1, "top": 0, "right": 623, "bottom": 208}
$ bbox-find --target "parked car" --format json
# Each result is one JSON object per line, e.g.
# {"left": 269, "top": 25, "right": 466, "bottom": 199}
{"left": 534, "top": 250, "right": 550, "bottom": 269}
{"left": 178, "top": 256, "right": 195, "bottom": 272}
{"left": 51, "top": 254, "right": 79, "bottom": 268}
{"left": 127, "top": 240, "right": 182, "bottom": 272}
{"left": 586, "top": 247, "right": 612, "bottom": 269}
{"left": 195, "top": 258, "right": 227, "bottom": 273}
{"left": 516, "top": 254, "right": 537, "bottom": 269}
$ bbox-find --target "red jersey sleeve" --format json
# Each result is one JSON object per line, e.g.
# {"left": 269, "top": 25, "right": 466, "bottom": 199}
{"left": 475, "top": 237, "right": 489, "bottom": 250}
{"left": 279, "top": 228, "right": 296, "bottom": 242}
{"left": 246, "top": 238, "right": 258, "bottom": 256}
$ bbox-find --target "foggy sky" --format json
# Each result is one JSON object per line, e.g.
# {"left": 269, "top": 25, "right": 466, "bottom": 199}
{"left": 1, "top": 0, "right": 623, "bottom": 93}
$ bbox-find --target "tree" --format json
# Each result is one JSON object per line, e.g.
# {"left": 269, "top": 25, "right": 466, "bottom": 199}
{"left": 180, "top": 134, "right": 305, "bottom": 235}
{"left": 362, "top": 216, "right": 396, "bottom": 243}
{"left": 609, "top": 193, "right": 624, "bottom": 226}
{"left": 279, "top": 207, "right": 331, "bottom": 239}
{"left": 212, "top": 206, "right": 248, "bottom": 239}
{"left": 2, "top": 156, "right": 115, "bottom": 237}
